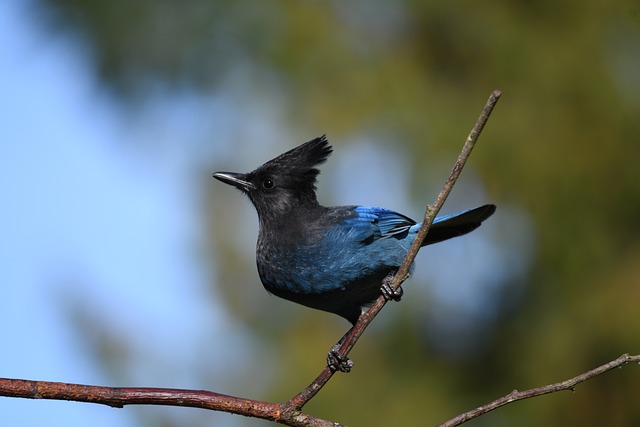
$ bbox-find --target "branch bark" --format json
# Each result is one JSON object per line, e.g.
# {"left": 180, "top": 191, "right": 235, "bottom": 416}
{"left": 0, "top": 378, "right": 340, "bottom": 427}
{"left": 1, "top": 353, "right": 638, "bottom": 426}
{"left": 437, "top": 353, "right": 640, "bottom": 427}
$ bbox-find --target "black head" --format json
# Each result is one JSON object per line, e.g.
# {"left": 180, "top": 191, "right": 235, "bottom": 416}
{"left": 213, "top": 136, "right": 333, "bottom": 221}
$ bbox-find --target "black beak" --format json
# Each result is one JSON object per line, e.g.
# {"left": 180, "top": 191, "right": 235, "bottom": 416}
{"left": 212, "top": 172, "right": 255, "bottom": 192}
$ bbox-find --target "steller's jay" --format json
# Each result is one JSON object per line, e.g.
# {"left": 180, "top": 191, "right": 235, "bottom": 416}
{"left": 213, "top": 135, "right": 495, "bottom": 371}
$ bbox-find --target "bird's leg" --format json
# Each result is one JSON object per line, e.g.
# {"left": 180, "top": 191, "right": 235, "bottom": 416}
{"left": 326, "top": 330, "right": 354, "bottom": 373}
{"left": 327, "top": 273, "right": 402, "bottom": 373}
{"left": 380, "top": 271, "right": 403, "bottom": 301}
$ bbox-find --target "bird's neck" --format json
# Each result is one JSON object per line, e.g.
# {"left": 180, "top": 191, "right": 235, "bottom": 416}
{"left": 257, "top": 203, "right": 325, "bottom": 240}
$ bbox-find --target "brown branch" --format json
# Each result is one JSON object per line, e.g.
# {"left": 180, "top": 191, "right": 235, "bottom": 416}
{"left": 0, "top": 378, "right": 341, "bottom": 427}
{"left": 438, "top": 353, "right": 640, "bottom": 427}
{"left": 2, "top": 353, "right": 639, "bottom": 426}
{"left": 289, "top": 89, "right": 502, "bottom": 410}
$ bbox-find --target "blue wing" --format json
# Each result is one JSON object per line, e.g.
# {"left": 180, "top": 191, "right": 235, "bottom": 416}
{"left": 341, "top": 206, "right": 417, "bottom": 242}
{"left": 283, "top": 206, "right": 414, "bottom": 295}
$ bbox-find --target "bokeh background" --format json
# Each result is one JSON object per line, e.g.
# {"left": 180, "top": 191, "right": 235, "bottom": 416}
{"left": 2, "top": 1, "right": 639, "bottom": 426}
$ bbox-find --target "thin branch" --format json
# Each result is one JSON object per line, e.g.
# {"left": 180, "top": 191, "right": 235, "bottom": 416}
{"left": 438, "top": 353, "right": 640, "bottom": 427}
{"left": 288, "top": 89, "right": 502, "bottom": 410}
{"left": 408, "top": 89, "right": 501, "bottom": 266}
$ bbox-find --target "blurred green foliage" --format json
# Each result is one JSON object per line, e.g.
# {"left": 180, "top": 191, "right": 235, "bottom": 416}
{"left": 38, "top": 0, "right": 640, "bottom": 426}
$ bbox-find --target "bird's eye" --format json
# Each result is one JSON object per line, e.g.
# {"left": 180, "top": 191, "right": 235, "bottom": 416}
{"left": 262, "top": 178, "right": 274, "bottom": 189}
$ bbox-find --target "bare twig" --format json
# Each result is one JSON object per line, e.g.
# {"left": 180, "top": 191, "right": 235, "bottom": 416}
{"left": 438, "top": 353, "right": 640, "bottom": 427}
{"left": 289, "top": 89, "right": 502, "bottom": 410}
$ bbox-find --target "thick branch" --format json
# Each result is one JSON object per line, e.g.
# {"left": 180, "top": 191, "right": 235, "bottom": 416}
{"left": 0, "top": 378, "right": 340, "bottom": 427}
{"left": 438, "top": 353, "right": 640, "bottom": 427}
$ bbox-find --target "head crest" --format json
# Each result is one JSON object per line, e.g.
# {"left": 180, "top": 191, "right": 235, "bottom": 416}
{"left": 266, "top": 135, "right": 332, "bottom": 168}
{"left": 256, "top": 135, "right": 333, "bottom": 189}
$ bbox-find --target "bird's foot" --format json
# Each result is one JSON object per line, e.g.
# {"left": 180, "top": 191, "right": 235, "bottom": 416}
{"left": 327, "top": 344, "right": 353, "bottom": 373}
{"left": 380, "top": 273, "right": 403, "bottom": 302}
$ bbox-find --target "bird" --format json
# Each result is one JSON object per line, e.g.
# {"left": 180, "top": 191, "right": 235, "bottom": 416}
{"left": 213, "top": 135, "right": 495, "bottom": 371}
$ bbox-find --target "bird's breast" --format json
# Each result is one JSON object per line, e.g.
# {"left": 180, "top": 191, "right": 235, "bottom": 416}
{"left": 255, "top": 232, "right": 316, "bottom": 295}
